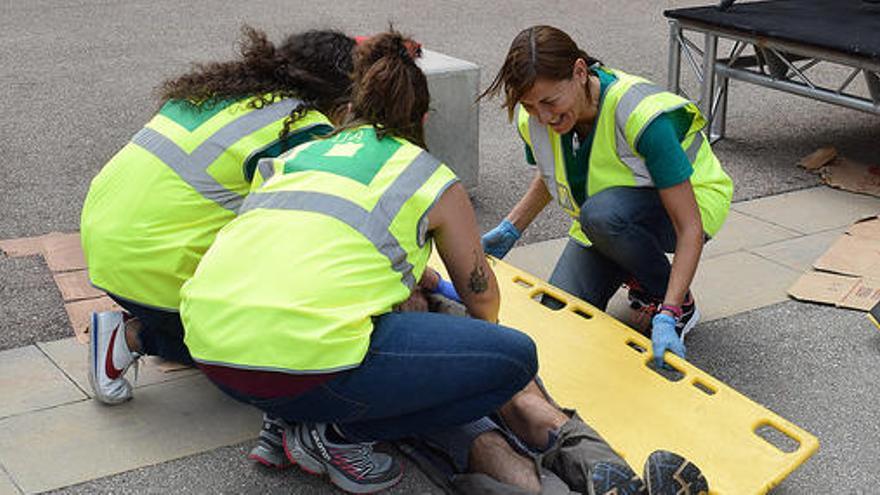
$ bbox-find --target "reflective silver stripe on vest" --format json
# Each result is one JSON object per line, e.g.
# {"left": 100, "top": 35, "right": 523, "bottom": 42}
{"left": 132, "top": 98, "right": 301, "bottom": 212}
{"left": 239, "top": 151, "right": 442, "bottom": 289}
{"left": 614, "top": 82, "right": 664, "bottom": 187}
{"left": 527, "top": 114, "right": 559, "bottom": 201}
{"left": 685, "top": 131, "right": 704, "bottom": 164}
{"left": 256, "top": 158, "right": 276, "bottom": 186}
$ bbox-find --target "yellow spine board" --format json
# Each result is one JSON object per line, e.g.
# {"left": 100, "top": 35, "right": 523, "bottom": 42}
{"left": 431, "top": 256, "right": 818, "bottom": 495}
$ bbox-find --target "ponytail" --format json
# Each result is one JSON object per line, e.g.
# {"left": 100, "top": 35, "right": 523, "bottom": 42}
{"left": 341, "top": 29, "right": 429, "bottom": 148}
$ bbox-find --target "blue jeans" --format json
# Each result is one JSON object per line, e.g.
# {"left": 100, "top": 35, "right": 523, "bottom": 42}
{"left": 220, "top": 311, "right": 538, "bottom": 442}
{"left": 107, "top": 293, "right": 195, "bottom": 366}
{"left": 549, "top": 187, "right": 680, "bottom": 311}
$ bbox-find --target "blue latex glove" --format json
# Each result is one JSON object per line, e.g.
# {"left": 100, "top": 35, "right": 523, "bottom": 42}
{"left": 481, "top": 219, "right": 521, "bottom": 259}
{"left": 434, "top": 277, "right": 462, "bottom": 303}
{"left": 651, "top": 313, "right": 686, "bottom": 368}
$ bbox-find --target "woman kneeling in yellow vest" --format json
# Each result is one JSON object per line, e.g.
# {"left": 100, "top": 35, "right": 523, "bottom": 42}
{"left": 179, "top": 31, "right": 545, "bottom": 494}
{"left": 80, "top": 28, "right": 354, "bottom": 405}
{"left": 480, "top": 26, "right": 733, "bottom": 369}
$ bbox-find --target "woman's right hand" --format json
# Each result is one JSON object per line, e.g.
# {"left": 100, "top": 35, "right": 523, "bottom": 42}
{"left": 481, "top": 219, "right": 521, "bottom": 259}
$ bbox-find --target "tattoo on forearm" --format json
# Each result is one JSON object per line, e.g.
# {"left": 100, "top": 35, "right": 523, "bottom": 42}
{"left": 468, "top": 251, "right": 489, "bottom": 294}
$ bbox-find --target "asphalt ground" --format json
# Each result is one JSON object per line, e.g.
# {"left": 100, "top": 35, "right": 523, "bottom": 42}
{"left": 2, "top": 0, "right": 879, "bottom": 492}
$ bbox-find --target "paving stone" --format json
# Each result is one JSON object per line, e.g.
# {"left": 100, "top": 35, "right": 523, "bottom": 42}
{"left": 691, "top": 251, "right": 801, "bottom": 321}
{"left": 504, "top": 237, "right": 567, "bottom": 281}
{"left": 41, "top": 233, "right": 86, "bottom": 272}
{"left": 53, "top": 270, "right": 104, "bottom": 302}
{"left": 750, "top": 228, "right": 846, "bottom": 272}
{"left": 0, "top": 235, "right": 47, "bottom": 257}
{"left": 732, "top": 187, "right": 880, "bottom": 235}
{"left": 0, "top": 346, "right": 86, "bottom": 419}
{"left": 37, "top": 338, "right": 198, "bottom": 399}
{"left": 63, "top": 297, "right": 122, "bottom": 343}
{"left": 0, "top": 375, "right": 261, "bottom": 494}
{"left": 702, "top": 210, "right": 801, "bottom": 259}
{"left": 0, "top": 471, "right": 20, "bottom": 495}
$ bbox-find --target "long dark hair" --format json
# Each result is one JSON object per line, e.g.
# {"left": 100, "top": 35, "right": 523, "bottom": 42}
{"left": 339, "top": 29, "right": 429, "bottom": 148}
{"left": 158, "top": 26, "right": 355, "bottom": 138}
{"left": 479, "top": 25, "right": 603, "bottom": 120}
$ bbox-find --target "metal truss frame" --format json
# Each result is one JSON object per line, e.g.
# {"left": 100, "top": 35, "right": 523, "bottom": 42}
{"left": 667, "top": 18, "right": 880, "bottom": 142}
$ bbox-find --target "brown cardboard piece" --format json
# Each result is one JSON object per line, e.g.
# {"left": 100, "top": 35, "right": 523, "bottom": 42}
{"left": 789, "top": 216, "right": 880, "bottom": 310}
{"left": 821, "top": 157, "right": 880, "bottom": 198}
{"left": 798, "top": 146, "right": 838, "bottom": 171}
{"left": 797, "top": 147, "right": 880, "bottom": 198}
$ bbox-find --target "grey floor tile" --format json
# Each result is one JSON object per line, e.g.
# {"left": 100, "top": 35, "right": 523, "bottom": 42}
{"left": 0, "top": 374, "right": 261, "bottom": 494}
{"left": 0, "top": 346, "right": 85, "bottom": 419}
{"left": 0, "top": 470, "right": 21, "bottom": 495}
{"left": 750, "top": 228, "right": 846, "bottom": 272}
{"left": 733, "top": 187, "right": 880, "bottom": 235}
{"left": 36, "top": 338, "right": 198, "bottom": 400}
{"left": 505, "top": 237, "right": 567, "bottom": 281}
{"left": 692, "top": 251, "right": 801, "bottom": 321}
{"left": 703, "top": 210, "right": 801, "bottom": 259}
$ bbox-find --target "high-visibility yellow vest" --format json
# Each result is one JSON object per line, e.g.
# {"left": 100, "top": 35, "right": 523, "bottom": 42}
{"left": 517, "top": 68, "right": 733, "bottom": 245}
{"left": 81, "top": 96, "right": 332, "bottom": 310}
{"left": 180, "top": 126, "right": 459, "bottom": 373}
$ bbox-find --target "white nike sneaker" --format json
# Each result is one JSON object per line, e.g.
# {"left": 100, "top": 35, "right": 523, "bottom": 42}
{"left": 88, "top": 311, "right": 141, "bottom": 405}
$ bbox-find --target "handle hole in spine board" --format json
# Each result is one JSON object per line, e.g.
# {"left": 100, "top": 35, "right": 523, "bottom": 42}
{"left": 755, "top": 423, "right": 801, "bottom": 454}
{"left": 534, "top": 290, "right": 566, "bottom": 310}
{"left": 514, "top": 277, "right": 534, "bottom": 289}
{"left": 692, "top": 379, "right": 717, "bottom": 396}
{"left": 572, "top": 307, "right": 593, "bottom": 320}
{"left": 648, "top": 360, "right": 685, "bottom": 382}
{"left": 627, "top": 340, "right": 647, "bottom": 354}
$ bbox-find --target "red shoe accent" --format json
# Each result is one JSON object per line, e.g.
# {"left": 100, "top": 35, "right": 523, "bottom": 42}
{"left": 104, "top": 326, "right": 124, "bottom": 379}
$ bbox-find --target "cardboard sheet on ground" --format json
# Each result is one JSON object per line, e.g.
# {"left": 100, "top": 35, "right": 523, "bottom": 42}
{"left": 431, "top": 256, "right": 818, "bottom": 495}
{"left": 788, "top": 216, "right": 880, "bottom": 310}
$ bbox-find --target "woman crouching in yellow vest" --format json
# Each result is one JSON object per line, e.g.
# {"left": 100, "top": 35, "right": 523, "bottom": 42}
{"left": 479, "top": 26, "right": 733, "bottom": 369}
{"left": 179, "top": 30, "right": 541, "bottom": 494}
{"left": 80, "top": 27, "right": 355, "bottom": 406}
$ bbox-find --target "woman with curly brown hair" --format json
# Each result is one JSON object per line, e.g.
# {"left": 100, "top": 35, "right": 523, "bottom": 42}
{"left": 81, "top": 26, "right": 355, "bottom": 412}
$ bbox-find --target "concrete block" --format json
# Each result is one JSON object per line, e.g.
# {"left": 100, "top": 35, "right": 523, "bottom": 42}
{"left": 0, "top": 346, "right": 86, "bottom": 419}
{"left": 37, "top": 337, "right": 198, "bottom": 399}
{"left": 419, "top": 49, "right": 480, "bottom": 188}
{"left": 0, "top": 374, "right": 260, "bottom": 494}
{"left": 733, "top": 187, "right": 880, "bottom": 235}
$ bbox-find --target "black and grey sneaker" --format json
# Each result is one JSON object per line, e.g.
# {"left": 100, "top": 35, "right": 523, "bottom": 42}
{"left": 676, "top": 294, "right": 700, "bottom": 341}
{"left": 248, "top": 413, "right": 291, "bottom": 469}
{"left": 283, "top": 422, "right": 403, "bottom": 494}
{"left": 628, "top": 286, "right": 701, "bottom": 342}
{"left": 588, "top": 462, "right": 645, "bottom": 495}
{"left": 643, "top": 450, "right": 708, "bottom": 495}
